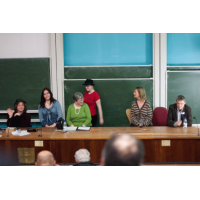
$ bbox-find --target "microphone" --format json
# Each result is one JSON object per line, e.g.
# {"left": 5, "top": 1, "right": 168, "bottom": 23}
{"left": 193, "top": 117, "right": 199, "bottom": 136}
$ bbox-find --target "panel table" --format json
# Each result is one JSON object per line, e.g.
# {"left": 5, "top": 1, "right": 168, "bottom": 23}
{"left": 0, "top": 127, "right": 199, "bottom": 164}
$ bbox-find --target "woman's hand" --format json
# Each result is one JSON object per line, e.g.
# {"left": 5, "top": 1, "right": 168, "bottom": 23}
{"left": 46, "top": 123, "right": 57, "bottom": 128}
{"left": 14, "top": 113, "right": 21, "bottom": 117}
{"left": 82, "top": 124, "right": 86, "bottom": 127}
{"left": 49, "top": 123, "right": 57, "bottom": 127}
{"left": 99, "top": 118, "right": 104, "bottom": 125}
{"left": 70, "top": 125, "right": 75, "bottom": 127}
{"left": 7, "top": 108, "right": 13, "bottom": 118}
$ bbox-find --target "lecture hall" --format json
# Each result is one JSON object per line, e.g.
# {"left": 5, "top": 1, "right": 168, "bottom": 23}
{"left": 0, "top": 33, "right": 200, "bottom": 166}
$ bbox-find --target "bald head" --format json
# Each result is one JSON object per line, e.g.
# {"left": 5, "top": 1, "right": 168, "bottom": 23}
{"left": 101, "top": 134, "right": 144, "bottom": 166}
{"left": 36, "top": 150, "right": 55, "bottom": 166}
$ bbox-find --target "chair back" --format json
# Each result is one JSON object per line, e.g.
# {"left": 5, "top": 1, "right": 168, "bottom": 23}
{"left": 152, "top": 107, "right": 168, "bottom": 126}
{"left": 126, "top": 109, "right": 132, "bottom": 123}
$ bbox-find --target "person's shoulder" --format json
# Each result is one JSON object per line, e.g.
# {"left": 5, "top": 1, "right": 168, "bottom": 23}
{"left": 169, "top": 103, "right": 176, "bottom": 109}
{"left": 83, "top": 102, "right": 89, "bottom": 107}
{"left": 93, "top": 91, "right": 99, "bottom": 95}
{"left": 185, "top": 104, "right": 191, "bottom": 110}
{"left": 132, "top": 100, "right": 137, "bottom": 104}
{"left": 68, "top": 103, "right": 74, "bottom": 108}
{"left": 84, "top": 91, "right": 88, "bottom": 95}
{"left": 54, "top": 100, "right": 60, "bottom": 105}
{"left": 145, "top": 100, "right": 151, "bottom": 105}
{"left": 25, "top": 113, "right": 31, "bottom": 117}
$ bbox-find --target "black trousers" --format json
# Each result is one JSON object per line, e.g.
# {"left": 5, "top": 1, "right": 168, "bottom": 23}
{"left": 91, "top": 115, "right": 97, "bottom": 127}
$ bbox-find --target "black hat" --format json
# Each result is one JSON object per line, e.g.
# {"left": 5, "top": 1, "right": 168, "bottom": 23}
{"left": 83, "top": 79, "right": 95, "bottom": 86}
{"left": 14, "top": 98, "right": 26, "bottom": 105}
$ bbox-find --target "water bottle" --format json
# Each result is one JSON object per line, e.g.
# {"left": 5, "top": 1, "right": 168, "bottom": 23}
{"left": 183, "top": 117, "right": 187, "bottom": 129}
{"left": 63, "top": 120, "right": 67, "bottom": 132}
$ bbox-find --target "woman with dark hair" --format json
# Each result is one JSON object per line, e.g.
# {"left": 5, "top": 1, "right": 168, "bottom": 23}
{"left": 6, "top": 98, "right": 31, "bottom": 127}
{"left": 38, "top": 88, "right": 62, "bottom": 127}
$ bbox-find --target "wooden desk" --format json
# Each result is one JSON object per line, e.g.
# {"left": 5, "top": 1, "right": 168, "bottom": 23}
{"left": 0, "top": 127, "right": 200, "bottom": 164}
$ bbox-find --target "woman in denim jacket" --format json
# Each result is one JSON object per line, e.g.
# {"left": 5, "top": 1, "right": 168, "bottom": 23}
{"left": 38, "top": 88, "right": 62, "bottom": 127}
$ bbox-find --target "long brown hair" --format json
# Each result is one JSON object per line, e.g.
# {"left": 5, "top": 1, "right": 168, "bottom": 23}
{"left": 39, "top": 88, "right": 56, "bottom": 108}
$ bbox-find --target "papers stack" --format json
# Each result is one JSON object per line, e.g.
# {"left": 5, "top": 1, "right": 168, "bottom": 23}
{"left": 12, "top": 130, "right": 31, "bottom": 136}
{"left": 77, "top": 127, "right": 91, "bottom": 131}
{"left": 65, "top": 127, "right": 77, "bottom": 131}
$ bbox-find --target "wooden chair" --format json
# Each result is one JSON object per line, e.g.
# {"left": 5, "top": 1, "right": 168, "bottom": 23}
{"left": 126, "top": 109, "right": 132, "bottom": 123}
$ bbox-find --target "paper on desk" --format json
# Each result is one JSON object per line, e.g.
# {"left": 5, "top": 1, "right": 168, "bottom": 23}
{"left": 77, "top": 127, "right": 91, "bottom": 131}
{"left": 65, "top": 127, "right": 77, "bottom": 131}
{"left": 12, "top": 130, "right": 31, "bottom": 136}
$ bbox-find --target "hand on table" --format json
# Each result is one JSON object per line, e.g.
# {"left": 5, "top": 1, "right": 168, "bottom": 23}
{"left": 82, "top": 124, "right": 86, "bottom": 127}
{"left": 70, "top": 125, "right": 75, "bottom": 127}
{"left": 175, "top": 120, "right": 182, "bottom": 127}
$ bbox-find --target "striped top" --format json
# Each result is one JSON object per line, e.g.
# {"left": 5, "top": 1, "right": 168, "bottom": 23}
{"left": 130, "top": 100, "right": 152, "bottom": 126}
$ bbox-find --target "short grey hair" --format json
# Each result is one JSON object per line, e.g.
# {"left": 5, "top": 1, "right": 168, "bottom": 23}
{"left": 73, "top": 92, "right": 83, "bottom": 102}
{"left": 176, "top": 95, "right": 186, "bottom": 102}
{"left": 74, "top": 149, "right": 90, "bottom": 163}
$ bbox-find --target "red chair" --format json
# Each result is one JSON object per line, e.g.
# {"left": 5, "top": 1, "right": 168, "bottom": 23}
{"left": 152, "top": 107, "right": 168, "bottom": 126}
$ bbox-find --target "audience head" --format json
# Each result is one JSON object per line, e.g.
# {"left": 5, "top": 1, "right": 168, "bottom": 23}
{"left": 176, "top": 95, "right": 186, "bottom": 110}
{"left": 133, "top": 87, "right": 147, "bottom": 101}
{"left": 101, "top": 134, "right": 145, "bottom": 166}
{"left": 73, "top": 92, "right": 84, "bottom": 106}
{"left": 74, "top": 149, "right": 90, "bottom": 163}
{"left": 35, "top": 150, "right": 56, "bottom": 166}
{"left": 40, "top": 88, "right": 55, "bottom": 108}
{"left": 14, "top": 98, "right": 27, "bottom": 113}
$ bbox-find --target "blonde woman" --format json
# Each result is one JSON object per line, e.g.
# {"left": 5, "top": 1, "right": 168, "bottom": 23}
{"left": 130, "top": 87, "right": 152, "bottom": 127}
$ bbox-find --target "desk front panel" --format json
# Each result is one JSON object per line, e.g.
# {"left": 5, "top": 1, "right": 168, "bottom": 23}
{"left": 0, "top": 127, "right": 200, "bottom": 164}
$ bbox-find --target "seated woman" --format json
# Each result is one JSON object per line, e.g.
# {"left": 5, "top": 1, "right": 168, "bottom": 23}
{"left": 38, "top": 88, "right": 63, "bottom": 127}
{"left": 6, "top": 99, "right": 31, "bottom": 127}
{"left": 66, "top": 92, "right": 92, "bottom": 127}
{"left": 130, "top": 87, "right": 152, "bottom": 127}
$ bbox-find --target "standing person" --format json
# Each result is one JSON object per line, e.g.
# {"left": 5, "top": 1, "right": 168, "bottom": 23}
{"left": 167, "top": 95, "right": 192, "bottom": 127}
{"left": 83, "top": 79, "right": 104, "bottom": 127}
{"left": 130, "top": 87, "right": 152, "bottom": 127}
{"left": 6, "top": 98, "right": 31, "bottom": 127}
{"left": 38, "top": 88, "right": 62, "bottom": 127}
{"left": 66, "top": 92, "right": 92, "bottom": 127}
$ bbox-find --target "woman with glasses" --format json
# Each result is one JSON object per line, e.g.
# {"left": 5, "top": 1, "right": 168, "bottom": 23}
{"left": 38, "top": 88, "right": 63, "bottom": 127}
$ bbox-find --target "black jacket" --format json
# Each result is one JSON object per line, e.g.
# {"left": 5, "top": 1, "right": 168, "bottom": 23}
{"left": 167, "top": 104, "right": 192, "bottom": 127}
{"left": 6, "top": 112, "right": 31, "bottom": 127}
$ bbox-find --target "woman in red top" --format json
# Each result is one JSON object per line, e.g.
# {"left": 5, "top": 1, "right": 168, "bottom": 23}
{"left": 83, "top": 79, "right": 104, "bottom": 127}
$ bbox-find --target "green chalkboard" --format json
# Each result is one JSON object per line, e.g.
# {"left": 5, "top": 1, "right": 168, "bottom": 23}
{"left": 167, "top": 71, "right": 200, "bottom": 124}
{"left": 0, "top": 58, "right": 50, "bottom": 110}
{"left": 64, "top": 66, "right": 153, "bottom": 79}
{"left": 64, "top": 80, "right": 153, "bottom": 127}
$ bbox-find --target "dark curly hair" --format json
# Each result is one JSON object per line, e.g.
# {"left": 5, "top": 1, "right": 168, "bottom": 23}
{"left": 39, "top": 88, "right": 56, "bottom": 108}
{"left": 14, "top": 101, "right": 27, "bottom": 113}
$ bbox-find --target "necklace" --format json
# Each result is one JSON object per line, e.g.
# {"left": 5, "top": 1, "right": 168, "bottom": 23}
{"left": 75, "top": 107, "right": 81, "bottom": 115}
